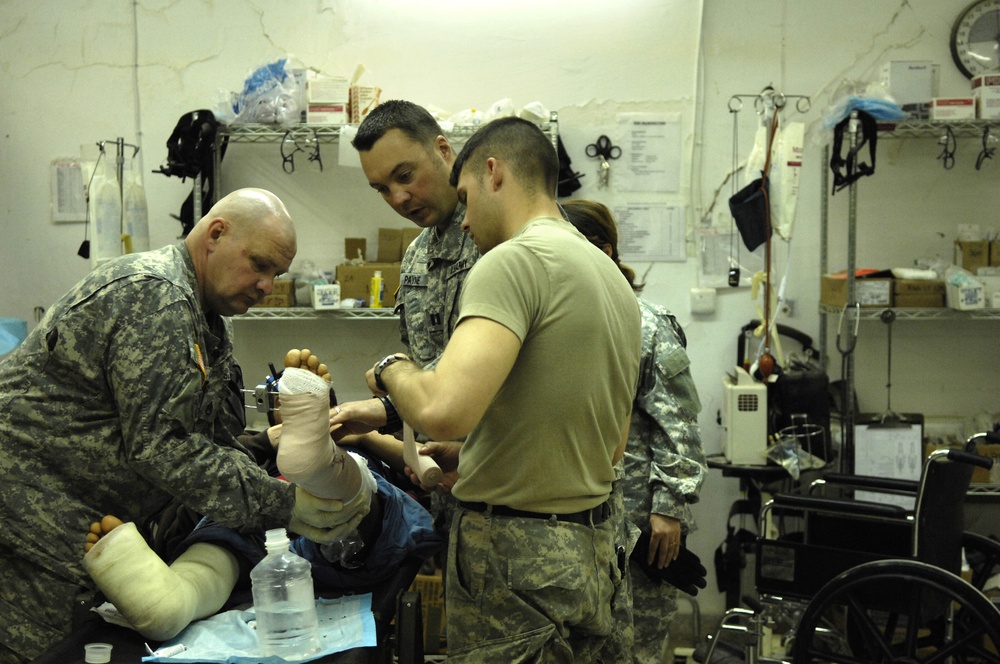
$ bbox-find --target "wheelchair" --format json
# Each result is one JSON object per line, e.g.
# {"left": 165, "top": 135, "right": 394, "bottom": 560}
{"left": 701, "top": 433, "right": 1000, "bottom": 664}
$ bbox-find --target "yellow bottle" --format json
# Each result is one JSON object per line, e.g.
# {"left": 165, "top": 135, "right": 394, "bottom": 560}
{"left": 369, "top": 270, "right": 385, "bottom": 308}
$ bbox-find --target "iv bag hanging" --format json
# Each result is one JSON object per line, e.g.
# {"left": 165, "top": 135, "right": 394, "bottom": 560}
{"left": 91, "top": 154, "right": 122, "bottom": 268}
{"left": 123, "top": 158, "right": 149, "bottom": 253}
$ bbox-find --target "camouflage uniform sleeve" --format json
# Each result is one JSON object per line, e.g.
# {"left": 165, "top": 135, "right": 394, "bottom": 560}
{"left": 635, "top": 312, "right": 707, "bottom": 531}
{"left": 108, "top": 301, "right": 294, "bottom": 531}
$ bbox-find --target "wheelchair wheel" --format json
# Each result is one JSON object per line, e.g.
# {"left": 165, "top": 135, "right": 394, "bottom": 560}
{"left": 964, "top": 532, "right": 1000, "bottom": 595}
{"left": 791, "top": 559, "right": 1000, "bottom": 663}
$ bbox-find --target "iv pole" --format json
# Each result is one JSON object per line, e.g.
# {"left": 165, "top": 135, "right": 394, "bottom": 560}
{"left": 841, "top": 110, "right": 861, "bottom": 475}
{"left": 96, "top": 137, "right": 140, "bottom": 253}
{"left": 726, "top": 87, "right": 811, "bottom": 370}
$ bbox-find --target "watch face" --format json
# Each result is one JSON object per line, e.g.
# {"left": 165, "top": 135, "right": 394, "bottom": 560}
{"left": 952, "top": 0, "right": 1000, "bottom": 78}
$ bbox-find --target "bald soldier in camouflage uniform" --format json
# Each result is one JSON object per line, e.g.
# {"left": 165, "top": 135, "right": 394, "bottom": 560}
{"left": 625, "top": 300, "right": 705, "bottom": 664}
{"left": 0, "top": 189, "right": 354, "bottom": 664}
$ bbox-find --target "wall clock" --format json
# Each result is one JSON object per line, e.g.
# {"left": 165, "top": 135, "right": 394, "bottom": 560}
{"left": 951, "top": 0, "right": 1000, "bottom": 78}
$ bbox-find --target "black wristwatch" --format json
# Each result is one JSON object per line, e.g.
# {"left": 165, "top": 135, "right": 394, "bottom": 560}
{"left": 374, "top": 353, "right": 406, "bottom": 392}
{"left": 377, "top": 395, "right": 403, "bottom": 435}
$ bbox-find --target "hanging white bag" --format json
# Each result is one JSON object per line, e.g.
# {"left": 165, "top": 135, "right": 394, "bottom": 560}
{"left": 123, "top": 158, "right": 150, "bottom": 253}
{"left": 91, "top": 154, "right": 122, "bottom": 267}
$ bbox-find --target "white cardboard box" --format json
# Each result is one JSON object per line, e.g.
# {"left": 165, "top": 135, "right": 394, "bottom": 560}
{"left": 350, "top": 85, "right": 382, "bottom": 123}
{"left": 312, "top": 283, "right": 342, "bottom": 310}
{"left": 972, "top": 74, "right": 1000, "bottom": 119}
{"left": 882, "top": 60, "right": 933, "bottom": 119}
{"left": 930, "top": 97, "right": 975, "bottom": 120}
{"left": 306, "top": 103, "right": 348, "bottom": 125}
{"left": 975, "top": 275, "right": 1000, "bottom": 305}
{"left": 307, "top": 76, "right": 349, "bottom": 103}
{"left": 946, "top": 282, "right": 985, "bottom": 310}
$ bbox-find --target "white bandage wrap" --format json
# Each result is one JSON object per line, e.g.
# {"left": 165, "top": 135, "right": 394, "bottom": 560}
{"left": 83, "top": 522, "right": 238, "bottom": 641}
{"left": 347, "top": 449, "right": 378, "bottom": 503}
{"left": 277, "top": 368, "right": 375, "bottom": 522}
{"left": 278, "top": 366, "right": 330, "bottom": 396}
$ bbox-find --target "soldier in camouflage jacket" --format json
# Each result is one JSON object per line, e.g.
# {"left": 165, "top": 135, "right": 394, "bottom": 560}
{"left": 0, "top": 189, "right": 351, "bottom": 663}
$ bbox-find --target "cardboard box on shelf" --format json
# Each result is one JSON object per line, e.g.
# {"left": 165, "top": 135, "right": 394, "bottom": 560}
{"left": 946, "top": 282, "right": 985, "bottom": 310}
{"left": 377, "top": 227, "right": 404, "bottom": 262}
{"left": 306, "top": 103, "right": 347, "bottom": 125}
{"left": 955, "top": 240, "right": 990, "bottom": 273}
{"left": 272, "top": 278, "right": 295, "bottom": 295}
{"left": 349, "top": 85, "right": 382, "bottom": 124}
{"left": 976, "top": 275, "right": 1000, "bottom": 306}
{"left": 881, "top": 60, "right": 933, "bottom": 119}
{"left": 307, "top": 75, "right": 349, "bottom": 104}
{"left": 253, "top": 293, "right": 294, "bottom": 308}
{"left": 893, "top": 279, "right": 945, "bottom": 308}
{"left": 972, "top": 74, "right": 1000, "bottom": 119}
{"left": 336, "top": 262, "right": 400, "bottom": 306}
{"left": 312, "top": 283, "right": 341, "bottom": 310}
{"left": 344, "top": 238, "right": 367, "bottom": 262}
{"left": 929, "top": 97, "right": 975, "bottom": 120}
{"left": 820, "top": 274, "right": 893, "bottom": 308}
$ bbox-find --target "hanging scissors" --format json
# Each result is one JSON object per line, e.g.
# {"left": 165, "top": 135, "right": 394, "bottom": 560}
{"left": 586, "top": 135, "right": 622, "bottom": 161}
{"left": 586, "top": 135, "right": 621, "bottom": 188}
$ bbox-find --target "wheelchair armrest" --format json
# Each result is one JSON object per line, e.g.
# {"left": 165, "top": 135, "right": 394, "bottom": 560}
{"left": 769, "top": 493, "right": 909, "bottom": 519}
{"left": 810, "top": 473, "right": 920, "bottom": 496}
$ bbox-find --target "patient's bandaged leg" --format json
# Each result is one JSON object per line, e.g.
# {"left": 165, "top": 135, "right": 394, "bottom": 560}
{"left": 84, "top": 521, "right": 238, "bottom": 641}
{"left": 277, "top": 368, "right": 375, "bottom": 516}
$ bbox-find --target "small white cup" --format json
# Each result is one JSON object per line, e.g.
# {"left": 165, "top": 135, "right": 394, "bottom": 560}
{"left": 84, "top": 642, "right": 112, "bottom": 663}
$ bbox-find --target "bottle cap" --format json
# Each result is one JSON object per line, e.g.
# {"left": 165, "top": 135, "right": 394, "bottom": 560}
{"left": 264, "top": 527, "right": 289, "bottom": 549}
{"left": 374, "top": 270, "right": 382, "bottom": 278}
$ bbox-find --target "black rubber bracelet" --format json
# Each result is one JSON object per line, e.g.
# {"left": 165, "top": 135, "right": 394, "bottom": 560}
{"left": 377, "top": 395, "right": 403, "bottom": 435}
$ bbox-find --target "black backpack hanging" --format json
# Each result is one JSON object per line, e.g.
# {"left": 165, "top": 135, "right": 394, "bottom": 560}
{"left": 556, "top": 136, "right": 583, "bottom": 197}
{"left": 154, "top": 110, "right": 227, "bottom": 236}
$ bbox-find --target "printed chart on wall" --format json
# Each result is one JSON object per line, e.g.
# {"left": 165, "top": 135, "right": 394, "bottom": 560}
{"left": 616, "top": 203, "right": 686, "bottom": 263}
{"left": 617, "top": 112, "right": 682, "bottom": 193}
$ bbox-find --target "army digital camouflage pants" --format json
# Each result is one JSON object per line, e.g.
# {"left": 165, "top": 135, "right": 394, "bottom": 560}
{"left": 445, "top": 506, "right": 619, "bottom": 662}
{"left": 0, "top": 545, "right": 96, "bottom": 663}
{"left": 597, "top": 476, "right": 634, "bottom": 662}
{"left": 630, "top": 566, "right": 680, "bottom": 663}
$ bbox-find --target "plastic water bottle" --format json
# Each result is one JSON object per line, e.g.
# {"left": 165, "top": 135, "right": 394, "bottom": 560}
{"left": 251, "top": 528, "right": 320, "bottom": 660}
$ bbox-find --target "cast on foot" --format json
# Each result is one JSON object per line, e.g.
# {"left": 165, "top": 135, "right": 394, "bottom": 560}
{"left": 83, "top": 517, "right": 238, "bottom": 641}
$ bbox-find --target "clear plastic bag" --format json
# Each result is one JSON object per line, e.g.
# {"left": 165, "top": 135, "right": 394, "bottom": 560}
{"left": 233, "top": 59, "right": 300, "bottom": 125}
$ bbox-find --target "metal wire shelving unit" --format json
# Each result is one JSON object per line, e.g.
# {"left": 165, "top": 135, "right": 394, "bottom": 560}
{"left": 234, "top": 307, "right": 398, "bottom": 321}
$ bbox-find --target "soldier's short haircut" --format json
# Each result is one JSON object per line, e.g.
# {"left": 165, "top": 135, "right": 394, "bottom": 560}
{"left": 351, "top": 100, "right": 443, "bottom": 152}
{"left": 449, "top": 117, "right": 558, "bottom": 197}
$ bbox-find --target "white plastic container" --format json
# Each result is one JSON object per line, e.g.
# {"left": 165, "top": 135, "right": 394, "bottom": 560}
{"left": 250, "top": 528, "right": 320, "bottom": 660}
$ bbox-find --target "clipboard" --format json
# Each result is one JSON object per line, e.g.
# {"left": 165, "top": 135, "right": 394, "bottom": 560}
{"left": 853, "top": 412, "right": 924, "bottom": 509}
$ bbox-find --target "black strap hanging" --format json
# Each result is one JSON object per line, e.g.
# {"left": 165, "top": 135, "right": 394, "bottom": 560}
{"left": 830, "top": 109, "right": 877, "bottom": 194}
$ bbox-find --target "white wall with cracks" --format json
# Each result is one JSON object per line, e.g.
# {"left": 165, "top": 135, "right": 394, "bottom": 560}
{"left": 1, "top": 0, "right": 996, "bottom": 643}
